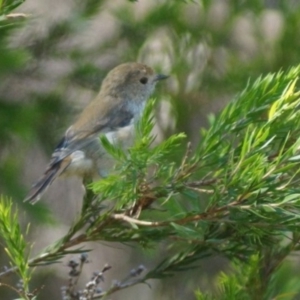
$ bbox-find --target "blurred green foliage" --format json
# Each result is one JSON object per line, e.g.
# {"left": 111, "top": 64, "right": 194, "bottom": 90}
{"left": 0, "top": 0, "right": 24, "bottom": 15}
{"left": 195, "top": 255, "right": 300, "bottom": 300}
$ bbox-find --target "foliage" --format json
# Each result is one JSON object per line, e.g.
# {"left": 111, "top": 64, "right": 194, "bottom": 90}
{"left": 0, "top": 197, "right": 31, "bottom": 298}
{"left": 195, "top": 255, "right": 300, "bottom": 300}
{"left": 2, "top": 66, "right": 300, "bottom": 298}
{"left": 0, "top": 0, "right": 24, "bottom": 18}
{"left": 2, "top": 0, "right": 300, "bottom": 299}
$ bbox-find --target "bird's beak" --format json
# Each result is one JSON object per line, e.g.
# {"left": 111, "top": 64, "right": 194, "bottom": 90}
{"left": 154, "top": 74, "right": 169, "bottom": 81}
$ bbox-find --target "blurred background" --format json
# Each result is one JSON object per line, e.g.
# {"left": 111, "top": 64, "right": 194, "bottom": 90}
{"left": 1, "top": 0, "right": 300, "bottom": 299}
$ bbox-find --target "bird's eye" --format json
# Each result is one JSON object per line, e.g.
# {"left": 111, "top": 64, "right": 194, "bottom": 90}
{"left": 139, "top": 77, "right": 148, "bottom": 84}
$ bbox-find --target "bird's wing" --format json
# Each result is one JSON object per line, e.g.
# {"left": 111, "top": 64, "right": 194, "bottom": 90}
{"left": 51, "top": 107, "right": 134, "bottom": 164}
{"left": 24, "top": 107, "right": 134, "bottom": 203}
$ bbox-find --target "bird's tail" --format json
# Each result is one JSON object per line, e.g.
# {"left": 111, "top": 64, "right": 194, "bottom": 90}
{"left": 24, "top": 164, "right": 61, "bottom": 204}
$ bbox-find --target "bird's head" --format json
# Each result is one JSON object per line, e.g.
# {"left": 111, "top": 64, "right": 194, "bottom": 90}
{"left": 100, "top": 62, "right": 168, "bottom": 110}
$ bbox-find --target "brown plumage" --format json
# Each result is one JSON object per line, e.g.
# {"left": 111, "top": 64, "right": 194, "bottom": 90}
{"left": 25, "top": 62, "right": 168, "bottom": 203}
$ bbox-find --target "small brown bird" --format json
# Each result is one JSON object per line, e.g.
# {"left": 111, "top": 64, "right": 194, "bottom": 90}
{"left": 25, "top": 62, "right": 168, "bottom": 203}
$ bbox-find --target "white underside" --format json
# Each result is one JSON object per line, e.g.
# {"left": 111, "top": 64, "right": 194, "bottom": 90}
{"left": 63, "top": 124, "right": 134, "bottom": 178}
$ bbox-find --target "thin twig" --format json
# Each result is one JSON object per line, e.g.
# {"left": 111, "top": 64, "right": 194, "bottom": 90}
{"left": 0, "top": 194, "right": 245, "bottom": 279}
{"left": 1, "top": 13, "right": 30, "bottom": 20}
{"left": 92, "top": 277, "right": 147, "bottom": 299}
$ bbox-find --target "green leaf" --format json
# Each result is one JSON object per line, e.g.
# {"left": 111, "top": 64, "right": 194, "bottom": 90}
{"left": 0, "top": 196, "right": 32, "bottom": 291}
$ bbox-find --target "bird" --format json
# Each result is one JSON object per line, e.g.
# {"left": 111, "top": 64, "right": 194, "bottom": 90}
{"left": 24, "top": 62, "right": 168, "bottom": 203}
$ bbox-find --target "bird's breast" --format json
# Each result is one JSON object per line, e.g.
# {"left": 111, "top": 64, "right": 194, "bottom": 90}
{"left": 105, "top": 124, "right": 135, "bottom": 147}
